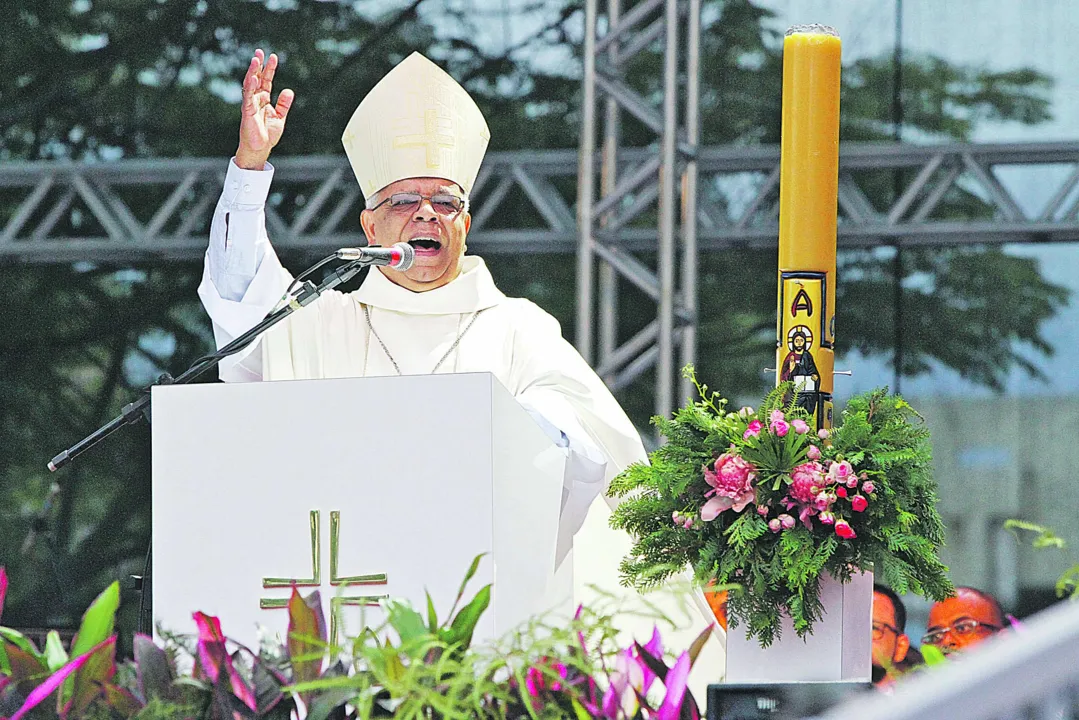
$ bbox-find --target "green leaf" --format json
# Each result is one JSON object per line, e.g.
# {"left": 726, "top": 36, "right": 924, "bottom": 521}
{"left": 445, "top": 553, "right": 487, "bottom": 623}
{"left": 1056, "top": 564, "right": 1079, "bottom": 600}
{"left": 425, "top": 591, "right": 438, "bottom": 633}
{"left": 1004, "top": 519, "right": 1068, "bottom": 550}
{"left": 305, "top": 687, "right": 357, "bottom": 720}
{"left": 383, "top": 600, "right": 429, "bottom": 644}
{"left": 687, "top": 623, "right": 714, "bottom": 667}
{"left": 571, "top": 697, "right": 593, "bottom": 720}
{"left": 444, "top": 584, "right": 491, "bottom": 650}
{"left": 286, "top": 588, "right": 326, "bottom": 710}
{"left": 0, "top": 629, "right": 44, "bottom": 664}
{"left": 920, "top": 644, "right": 949, "bottom": 667}
{"left": 67, "top": 636, "right": 117, "bottom": 716}
{"left": 9, "top": 639, "right": 104, "bottom": 720}
{"left": 133, "top": 634, "right": 174, "bottom": 703}
{"left": 101, "top": 684, "right": 142, "bottom": 717}
{"left": 3, "top": 642, "right": 49, "bottom": 690}
{"left": 43, "top": 632, "right": 68, "bottom": 672}
{"left": 253, "top": 662, "right": 288, "bottom": 716}
{"left": 69, "top": 582, "right": 120, "bottom": 660}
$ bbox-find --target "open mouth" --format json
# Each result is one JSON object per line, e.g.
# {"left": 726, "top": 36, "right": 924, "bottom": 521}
{"left": 408, "top": 237, "right": 442, "bottom": 253}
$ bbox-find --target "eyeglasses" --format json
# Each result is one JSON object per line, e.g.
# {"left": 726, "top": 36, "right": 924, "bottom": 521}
{"left": 367, "top": 192, "right": 468, "bottom": 216}
{"left": 872, "top": 622, "right": 901, "bottom": 640}
{"left": 921, "top": 619, "right": 1002, "bottom": 646}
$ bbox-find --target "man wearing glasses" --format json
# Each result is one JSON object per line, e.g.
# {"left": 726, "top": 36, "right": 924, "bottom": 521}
{"left": 198, "top": 47, "right": 652, "bottom": 558}
{"left": 922, "top": 586, "right": 1006, "bottom": 654}
{"left": 872, "top": 584, "right": 911, "bottom": 689}
{"left": 196, "top": 49, "right": 723, "bottom": 684}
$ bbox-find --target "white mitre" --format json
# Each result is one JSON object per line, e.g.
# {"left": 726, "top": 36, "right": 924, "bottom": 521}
{"left": 341, "top": 52, "right": 491, "bottom": 202}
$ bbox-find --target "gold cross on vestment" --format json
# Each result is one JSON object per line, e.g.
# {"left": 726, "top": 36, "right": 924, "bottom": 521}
{"left": 393, "top": 109, "right": 455, "bottom": 168}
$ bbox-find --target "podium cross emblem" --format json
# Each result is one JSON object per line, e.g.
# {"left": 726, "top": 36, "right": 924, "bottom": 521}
{"left": 260, "top": 510, "right": 388, "bottom": 646}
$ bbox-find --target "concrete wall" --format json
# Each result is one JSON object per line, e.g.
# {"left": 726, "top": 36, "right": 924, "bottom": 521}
{"left": 911, "top": 395, "right": 1079, "bottom": 611}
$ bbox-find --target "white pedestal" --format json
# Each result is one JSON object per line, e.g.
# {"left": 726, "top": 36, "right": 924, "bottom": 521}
{"left": 723, "top": 571, "right": 873, "bottom": 683}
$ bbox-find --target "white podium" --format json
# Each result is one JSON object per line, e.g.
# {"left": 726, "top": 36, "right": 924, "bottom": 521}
{"left": 151, "top": 373, "right": 568, "bottom": 649}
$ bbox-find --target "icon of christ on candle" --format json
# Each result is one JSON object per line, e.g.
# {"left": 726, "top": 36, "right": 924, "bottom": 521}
{"left": 780, "top": 326, "right": 821, "bottom": 416}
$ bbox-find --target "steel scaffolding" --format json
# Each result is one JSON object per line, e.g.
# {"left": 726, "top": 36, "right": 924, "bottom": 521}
{"left": 4, "top": 143, "right": 1078, "bottom": 254}
{"left": 3, "top": 142, "right": 1079, "bottom": 392}
{"left": 577, "top": 0, "right": 702, "bottom": 420}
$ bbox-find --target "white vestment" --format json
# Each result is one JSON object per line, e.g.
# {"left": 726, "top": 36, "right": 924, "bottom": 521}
{"left": 198, "top": 159, "right": 724, "bottom": 692}
{"left": 198, "top": 159, "right": 646, "bottom": 560}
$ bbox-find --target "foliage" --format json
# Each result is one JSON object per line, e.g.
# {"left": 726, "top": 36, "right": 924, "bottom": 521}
{"left": 610, "top": 367, "right": 954, "bottom": 646}
{"left": 0, "top": 558, "right": 708, "bottom": 719}
{"left": 1004, "top": 520, "right": 1079, "bottom": 601}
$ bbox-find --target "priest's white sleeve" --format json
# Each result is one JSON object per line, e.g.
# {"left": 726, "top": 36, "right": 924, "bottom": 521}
{"left": 507, "top": 300, "right": 649, "bottom": 560}
{"left": 197, "top": 158, "right": 295, "bottom": 382}
{"left": 518, "top": 397, "right": 609, "bottom": 563}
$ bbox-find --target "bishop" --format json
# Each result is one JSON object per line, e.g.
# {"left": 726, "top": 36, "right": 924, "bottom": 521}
{"left": 197, "top": 50, "right": 722, "bottom": 686}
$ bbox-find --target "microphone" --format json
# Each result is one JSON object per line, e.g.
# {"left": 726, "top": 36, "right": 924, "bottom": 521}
{"left": 335, "top": 242, "right": 415, "bottom": 271}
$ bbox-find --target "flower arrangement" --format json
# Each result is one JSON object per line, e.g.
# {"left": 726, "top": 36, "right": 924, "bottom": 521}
{"left": 610, "top": 368, "right": 954, "bottom": 646}
{"left": 0, "top": 559, "right": 710, "bottom": 720}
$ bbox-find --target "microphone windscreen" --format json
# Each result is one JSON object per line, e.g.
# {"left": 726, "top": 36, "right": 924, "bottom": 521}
{"left": 393, "top": 242, "right": 416, "bottom": 271}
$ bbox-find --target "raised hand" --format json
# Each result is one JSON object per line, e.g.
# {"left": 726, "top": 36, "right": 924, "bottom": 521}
{"left": 235, "top": 49, "right": 295, "bottom": 170}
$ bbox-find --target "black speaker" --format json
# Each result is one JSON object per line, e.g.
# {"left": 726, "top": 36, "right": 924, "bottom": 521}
{"left": 706, "top": 681, "right": 872, "bottom": 719}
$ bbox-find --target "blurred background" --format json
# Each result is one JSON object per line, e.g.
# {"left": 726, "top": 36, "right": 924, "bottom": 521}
{"left": 1, "top": 0, "right": 1076, "bottom": 649}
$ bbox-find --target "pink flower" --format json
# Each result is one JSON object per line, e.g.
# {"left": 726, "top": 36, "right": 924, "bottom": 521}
{"left": 819, "top": 511, "right": 835, "bottom": 525}
{"left": 815, "top": 492, "right": 834, "bottom": 511}
{"left": 683, "top": 517, "right": 695, "bottom": 528}
{"left": 701, "top": 453, "right": 758, "bottom": 519}
{"left": 827, "top": 460, "right": 854, "bottom": 486}
{"left": 771, "top": 419, "right": 790, "bottom": 437}
{"left": 835, "top": 520, "right": 857, "bottom": 539}
{"left": 768, "top": 518, "right": 782, "bottom": 533}
{"left": 757, "top": 505, "right": 770, "bottom": 516}
{"left": 770, "top": 409, "right": 785, "bottom": 424}
{"left": 818, "top": 428, "right": 831, "bottom": 440}
{"left": 806, "top": 444, "right": 821, "bottom": 460}
{"left": 836, "top": 486, "right": 848, "bottom": 498}
{"left": 792, "top": 419, "right": 810, "bottom": 435}
{"left": 778, "top": 514, "right": 795, "bottom": 530}
{"left": 862, "top": 481, "right": 875, "bottom": 494}
{"left": 743, "top": 420, "right": 763, "bottom": 440}
{"left": 671, "top": 511, "right": 680, "bottom": 523}
{"left": 851, "top": 495, "right": 868, "bottom": 512}
{"left": 738, "top": 406, "right": 755, "bottom": 419}
{"left": 789, "top": 462, "right": 825, "bottom": 504}
{"left": 525, "top": 658, "right": 568, "bottom": 696}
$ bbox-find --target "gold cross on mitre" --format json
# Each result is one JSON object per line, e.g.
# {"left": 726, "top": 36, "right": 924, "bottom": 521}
{"left": 393, "top": 108, "right": 456, "bottom": 169}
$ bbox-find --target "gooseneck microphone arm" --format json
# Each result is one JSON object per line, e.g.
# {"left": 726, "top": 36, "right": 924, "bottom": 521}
{"left": 46, "top": 255, "right": 372, "bottom": 473}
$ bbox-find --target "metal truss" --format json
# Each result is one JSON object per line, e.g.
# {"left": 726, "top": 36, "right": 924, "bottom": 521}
{"left": 578, "top": 0, "right": 702, "bottom": 420}
{"left": 6, "top": 142, "right": 1079, "bottom": 263}
{"left": 3, "top": 141, "right": 1079, "bottom": 377}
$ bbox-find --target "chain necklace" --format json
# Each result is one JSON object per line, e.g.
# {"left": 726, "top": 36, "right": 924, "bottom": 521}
{"left": 362, "top": 303, "right": 486, "bottom": 375}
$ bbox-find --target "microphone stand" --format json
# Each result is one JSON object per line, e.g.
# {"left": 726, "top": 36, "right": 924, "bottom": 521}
{"left": 45, "top": 256, "right": 370, "bottom": 633}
